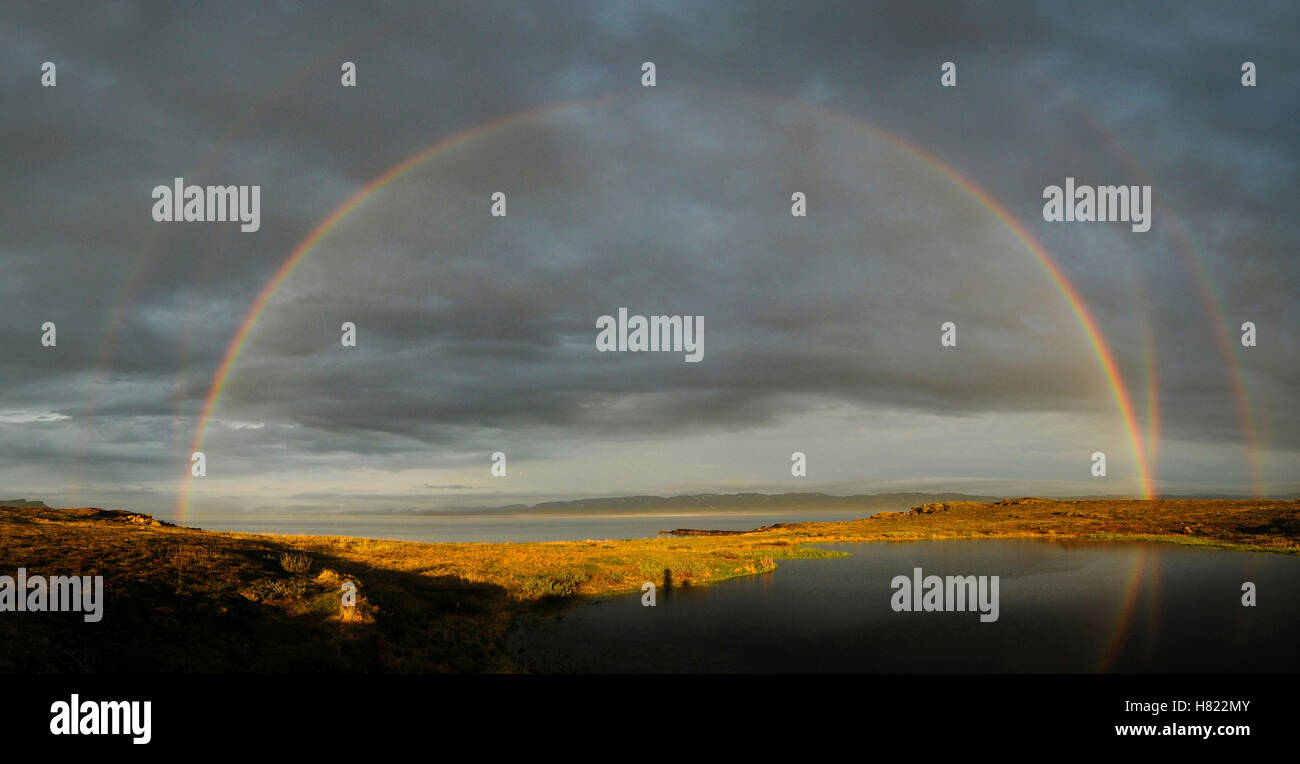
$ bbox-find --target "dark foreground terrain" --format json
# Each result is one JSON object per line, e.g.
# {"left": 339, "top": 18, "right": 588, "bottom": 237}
{"left": 2, "top": 497, "right": 1296, "bottom": 672}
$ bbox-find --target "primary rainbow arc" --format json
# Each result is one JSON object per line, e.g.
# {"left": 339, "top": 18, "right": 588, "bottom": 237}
{"left": 178, "top": 93, "right": 1155, "bottom": 522}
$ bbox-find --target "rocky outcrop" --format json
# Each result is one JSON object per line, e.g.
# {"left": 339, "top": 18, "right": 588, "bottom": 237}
{"left": 89, "top": 508, "right": 175, "bottom": 527}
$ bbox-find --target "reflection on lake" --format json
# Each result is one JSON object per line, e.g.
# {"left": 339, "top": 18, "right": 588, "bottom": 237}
{"left": 508, "top": 540, "right": 1300, "bottom": 673}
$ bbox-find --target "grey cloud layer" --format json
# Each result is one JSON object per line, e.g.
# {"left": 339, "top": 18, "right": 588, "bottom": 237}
{"left": 1, "top": 1, "right": 1295, "bottom": 506}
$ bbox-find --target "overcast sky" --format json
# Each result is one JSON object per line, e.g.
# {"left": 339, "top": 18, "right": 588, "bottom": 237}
{"left": 2, "top": 1, "right": 1296, "bottom": 519}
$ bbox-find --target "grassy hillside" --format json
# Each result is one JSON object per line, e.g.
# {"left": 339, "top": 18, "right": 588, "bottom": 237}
{"left": 2, "top": 497, "right": 1296, "bottom": 672}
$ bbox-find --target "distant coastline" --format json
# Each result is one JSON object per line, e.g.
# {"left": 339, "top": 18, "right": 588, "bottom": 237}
{"left": 2, "top": 496, "right": 1296, "bottom": 672}
{"left": 204, "top": 490, "right": 1300, "bottom": 518}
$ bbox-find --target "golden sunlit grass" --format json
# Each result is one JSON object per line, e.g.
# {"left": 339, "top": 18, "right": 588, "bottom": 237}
{"left": 1, "top": 497, "right": 1296, "bottom": 672}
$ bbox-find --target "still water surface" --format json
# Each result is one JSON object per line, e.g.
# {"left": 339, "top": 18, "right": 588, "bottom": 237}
{"left": 508, "top": 540, "right": 1300, "bottom": 672}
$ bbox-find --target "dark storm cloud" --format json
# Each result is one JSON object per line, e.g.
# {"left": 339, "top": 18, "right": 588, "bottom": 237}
{"left": 201, "top": 92, "right": 1112, "bottom": 467}
{"left": 2, "top": 0, "right": 1296, "bottom": 504}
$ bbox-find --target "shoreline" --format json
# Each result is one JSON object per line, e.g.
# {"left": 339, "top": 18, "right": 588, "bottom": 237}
{"left": 2, "top": 497, "right": 1296, "bottom": 672}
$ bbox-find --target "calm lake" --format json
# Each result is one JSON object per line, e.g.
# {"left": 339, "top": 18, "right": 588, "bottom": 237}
{"left": 508, "top": 540, "right": 1300, "bottom": 673}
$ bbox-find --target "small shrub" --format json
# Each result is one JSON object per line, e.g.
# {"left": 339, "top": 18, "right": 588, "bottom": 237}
{"left": 242, "top": 577, "right": 308, "bottom": 602}
{"left": 520, "top": 570, "right": 590, "bottom": 599}
{"left": 280, "top": 552, "right": 312, "bottom": 575}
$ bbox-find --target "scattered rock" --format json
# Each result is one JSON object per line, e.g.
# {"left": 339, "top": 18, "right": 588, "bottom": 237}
{"left": 90, "top": 508, "right": 175, "bottom": 527}
{"left": 661, "top": 522, "right": 793, "bottom": 536}
{"left": 1054, "top": 510, "right": 1104, "bottom": 519}
{"left": 907, "top": 503, "right": 954, "bottom": 515}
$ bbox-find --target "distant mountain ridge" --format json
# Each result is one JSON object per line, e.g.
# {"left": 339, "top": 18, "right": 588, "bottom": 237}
{"left": 396, "top": 490, "right": 1300, "bottom": 516}
{"left": 421, "top": 492, "right": 1001, "bottom": 516}
{"left": 6, "top": 491, "right": 1295, "bottom": 518}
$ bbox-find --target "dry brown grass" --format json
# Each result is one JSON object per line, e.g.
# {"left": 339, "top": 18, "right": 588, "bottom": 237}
{"left": 1, "top": 497, "right": 1295, "bottom": 672}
